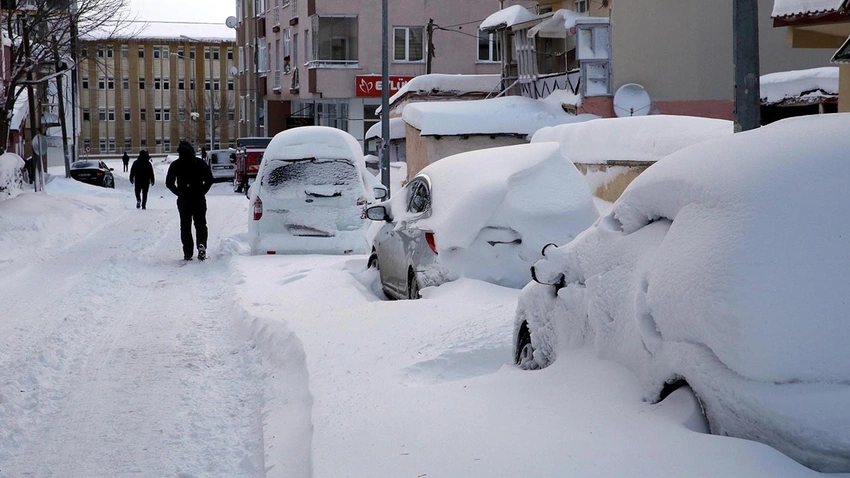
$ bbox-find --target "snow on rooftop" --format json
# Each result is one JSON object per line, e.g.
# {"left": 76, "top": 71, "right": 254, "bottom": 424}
{"left": 402, "top": 92, "right": 597, "bottom": 137}
{"left": 528, "top": 9, "right": 587, "bottom": 38}
{"left": 771, "top": 0, "right": 846, "bottom": 17}
{"left": 364, "top": 118, "right": 406, "bottom": 141}
{"left": 531, "top": 115, "right": 734, "bottom": 164}
{"left": 760, "top": 67, "right": 839, "bottom": 104}
{"left": 480, "top": 5, "right": 538, "bottom": 31}
{"left": 86, "top": 22, "right": 235, "bottom": 41}
{"left": 386, "top": 74, "right": 501, "bottom": 109}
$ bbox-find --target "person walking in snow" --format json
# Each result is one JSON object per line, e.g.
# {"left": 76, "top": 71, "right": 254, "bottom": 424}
{"left": 122, "top": 151, "right": 130, "bottom": 172}
{"left": 129, "top": 150, "right": 155, "bottom": 210}
{"left": 166, "top": 141, "right": 214, "bottom": 261}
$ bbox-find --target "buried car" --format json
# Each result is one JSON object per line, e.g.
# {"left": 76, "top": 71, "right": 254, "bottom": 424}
{"left": 248, "top": 126, "right": 387, "bottom": 255}
{"left": 70, "top": 160, "right": 115, "bottom": 188}
{"left": 366, "top": 142, "right": 599, "bottom": 300}
{"left": 514, "top": 114, "right": 850, "bottom": 472}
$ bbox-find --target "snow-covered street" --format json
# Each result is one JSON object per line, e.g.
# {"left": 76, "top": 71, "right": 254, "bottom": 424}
{"left": 0, "top": 160, "right": 843, "bottom": 477}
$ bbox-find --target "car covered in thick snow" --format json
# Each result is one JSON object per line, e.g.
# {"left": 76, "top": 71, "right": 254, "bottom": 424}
{"left": 514, "top": 114, "right": 850, "bottom": 472}
{"left": 366, "top": 142, "right": 599, "bottom": 299}
{"left": 248, "top": 126, "right": 387, "bottom": 256}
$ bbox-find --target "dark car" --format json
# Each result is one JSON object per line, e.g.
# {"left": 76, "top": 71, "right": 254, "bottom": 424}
{"left": 70, "top": 160, "right": 115, "bottom": 188}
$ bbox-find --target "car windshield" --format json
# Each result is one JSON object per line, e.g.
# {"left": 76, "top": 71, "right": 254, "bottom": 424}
{"left": 264, "top": 158, "right": 360, "bottom": 199}
{"left": 72, "top": 161, "right": 98, "bottom": 169}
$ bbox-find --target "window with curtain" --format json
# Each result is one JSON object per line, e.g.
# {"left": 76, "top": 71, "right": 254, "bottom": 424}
{"left": 310, "top": 15, "right": 358, "bottom": 66}
{"left": 393, "top": 26, "right": 423, "bottom": 62}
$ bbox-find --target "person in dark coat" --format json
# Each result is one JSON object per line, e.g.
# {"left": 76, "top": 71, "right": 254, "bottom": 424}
{"left": 122, "top": 151, "right": 130, "bottom": 172}
{"left": 200, "top": 146, "right": 207, "bottom": 161}
{"left": 129, "top": 150, "right": 155, "bottom": 209}
{"left": 166, "top": 141, "right": 214, "bottom": 261}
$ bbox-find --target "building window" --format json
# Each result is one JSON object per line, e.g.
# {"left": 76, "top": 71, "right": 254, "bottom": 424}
{"left": 98, "top": 108, "right": 106, "bottom": 121}
{"left": 311, "top": 16, "right": 359, "bottom": 66}
{"left": 227, "top": 47, "right": 233, "bottom": 60}
{"left": 82, "top": 77, "right": 89, "bottom": 89}
{"left": 83, "top": 108, "right": 90, "bottom": 121}
{"left": 83, "top": 139, "right": 90, "bottom": 151}
{"left": 108, "top": 108, "right": 115, "bottom": 121}
{"left": 155, "top": 108, "right": 162, "bottom": 121}
{"left": 107, "top": 77, "right": 115, "bottom": 89}
{"left": 228, "top": 109, "right": 235, "bottom": 120}
{"left": 190, "top": 79, "right": 196, "bottom": 90}
{"left": 99, "top": 138, "right": 106, "bottom": 151}
{"left": 164, "top": 108, "right": 170, "bottom": 121}
{"left": 122, "top": 77, "right": 129, "bottom": 89}
{"left": 108, "top": 138, "right": 115, "bottom": 152}
{"left": 178, "top": 46, "right": 184, "bottom": 57}
{"left": 153, "top": 46, "right": 161, "bottom": 59}
{"left": 140, "top": 108, "right": 146, "bottom": 121}
{"left": 205, "top": 79, "right": 211, "bottom": 91}
{"left": 138, "top": 46, "right": 144, "bottom": 58}
{"left": 574, "top": 0, "right": 588, "bottom": 13}
{"left": 121, "top": 45, "right": 128, "bottom": 58}
{"left": 179, "top": 108, "right": 186, "bottom": 121}
{"left": 139, "top": 77, "right": 145, "bottom": 89}
{"left": 164, "top": 139, "right": 171, "bottom": 152}
{"left": 107, "top": 47, "right": 114, "bottom": 58}
{"left": 478, "top": 31, "right": 501, "bottom": 62}
{"left": 154, "top": 77, "right": 161, "bottom": 90}
{"left": 227, "top": 79, "right": 234, "bottom": 91}
{"left": 98, "top": 77, "right": 105, "bottom": 89}
{"left": 124, "top": 138, "right": 131, "bottom": 151}
{"left": 97, "top": 46, "right": 104, "bottom": 57}
{"left": 204, "top": 47, "right": 210, "bottom": 60}
{"left": 163, "top": 78, "right": 170, "bottom": 90}
{"left": 163, "top": 45, "right": 169, "bottom": 56}
{"left": 140, "top": 138, "right": 147, "bottom": 147}
{"left": 189, "top": 47, "right": 195, "bottom": 59}
{"left": 124, "top": 108, "right": 130, "bottom": 121}
{"left": 213, "top": 47, "right": 220, "bottom": 60}
{"left": 213, "top": 79, "right": 220, "bottom": 91}
{"left": 178, "top": 78, "right": 185, "bottom": 90}
{"left": 393, "top": 26, "right": 423, "bottom": 62}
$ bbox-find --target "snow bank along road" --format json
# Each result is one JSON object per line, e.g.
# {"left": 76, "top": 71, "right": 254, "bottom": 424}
{"left": 0, "top": 180, "right": 265, "bottom": 477}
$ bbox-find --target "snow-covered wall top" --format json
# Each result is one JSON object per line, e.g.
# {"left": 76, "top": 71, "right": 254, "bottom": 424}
{"left": 480, "top": 5, "right": 538, "bottom": 31}
{"left": 760, "top": 67, "right": 839, "bottom": 104}
{"left": 387, "top": 74, "right": 501, "bottom": 107}
{"left": 402, "top": 94, "right": 596, "bottom": 137}
{"left": 84, "top": 23, "right": 235, "bottom": 41}
{"left": 771, "top": 0, "right": 846, "bottom": 17}
{"left": 532, "top": 115, "right": 733, "bottom": 164}
{"left": 365, "top": 118, "right": 406, "bottom": 141}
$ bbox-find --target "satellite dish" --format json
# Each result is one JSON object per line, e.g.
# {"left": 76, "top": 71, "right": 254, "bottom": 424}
{"left": 229, "top": 66, "right": 238, "bottom": 77}
{"left": 613, "top": 83, "right": 651, "bottom": 118}
{"left": 225, "top": 16, "right": 238, "bottom": 29}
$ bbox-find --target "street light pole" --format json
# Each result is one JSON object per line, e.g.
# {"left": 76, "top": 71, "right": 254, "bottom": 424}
{"left": 180, "top": 35, "right": 215, "bottom": 150}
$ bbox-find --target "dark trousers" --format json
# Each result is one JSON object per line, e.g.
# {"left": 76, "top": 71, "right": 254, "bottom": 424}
{"left": 123, "top": 162, "right": 129, "bottom": 172}
{"left": 134, "top": 184, "right": 150, "bottom": 207}
{"left": 177, "top": 196, "right": 208, "bottom": 258}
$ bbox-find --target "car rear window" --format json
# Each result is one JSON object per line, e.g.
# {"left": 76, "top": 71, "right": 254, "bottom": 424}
{"left": 72, "top": 161, "right": 98, "bottom": 169}
{"left": 264, "top": 158, "right": 360, "bottom": 198}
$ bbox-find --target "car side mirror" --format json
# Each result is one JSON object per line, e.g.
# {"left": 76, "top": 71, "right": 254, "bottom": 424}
{"left": 373, "top": 187, "right": 387, "bottom": 200}
{"left": 109, "top": 167, "right": 114, "bottom": 171}
{"left": 366, "top": 205, "right": 391, "bottom": 222}
{"left": 541, "top": 242, "right": 559, "bottom": 256}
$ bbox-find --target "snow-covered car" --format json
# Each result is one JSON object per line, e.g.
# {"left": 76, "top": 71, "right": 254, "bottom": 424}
{"left": 514, "top": 114, "right": 850, "bottom": 472}
{"left": 248, "top": 126, "right": 387, "bottom": 256}
{"left": 366, "top": 142, "right": 599, "bottom": 299}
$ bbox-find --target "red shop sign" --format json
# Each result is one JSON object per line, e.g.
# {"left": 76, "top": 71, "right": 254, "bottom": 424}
{"left": 355, "top": 75, "right": 414, "bottom": 97}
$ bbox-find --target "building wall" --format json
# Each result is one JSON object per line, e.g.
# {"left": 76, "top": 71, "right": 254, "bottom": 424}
{"left": 79, "top": 38, "right": 238, "bottom": 157}
{"left": 240, "top": 0, "right": 536, "bottom": 146}
{"left": 611, "top": 0, "right": 833, "bottom": 111}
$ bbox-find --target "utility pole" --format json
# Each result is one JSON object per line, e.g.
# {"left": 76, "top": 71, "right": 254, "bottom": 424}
{"left": 22, "top": 16, "right": 44, "bottom": 192}
{"left": 380, "top": 0, "right": 390, "bottom": 194}
{"left": 733, "top": 0, "right": 761, "bottom": 132}
{"left": 69, "top": 8, "right": 79, "bottom": 164}
{"left": 53, "top": 37, "right": 70, "bottom": 178}
{"left": 426, "top": 19, "right": 435, "bottom": 74}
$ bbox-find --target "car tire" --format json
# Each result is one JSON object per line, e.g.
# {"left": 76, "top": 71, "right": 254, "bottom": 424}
{"left": 515, "top": 321, "right": 540, "bottom": 370}
{"left": 367, "top": 249, "right": 378, "bottom": 269}
{"left": 407, "top": 268, "right": 420, "bottom": 300}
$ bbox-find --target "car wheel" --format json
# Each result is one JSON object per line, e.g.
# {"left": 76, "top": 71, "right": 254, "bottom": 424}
{"left": 515, "top": 321, "right": 540, "bottom": 370}
{"left": 407, "top": 268, "right": 420, "bottom": 300}
{"left": 367, "top": 249, "right": 378, "bottom": 269}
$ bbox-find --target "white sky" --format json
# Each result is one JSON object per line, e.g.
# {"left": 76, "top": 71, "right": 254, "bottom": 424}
{"left": 128, "top": 0, "right": 236, "bottom": 25}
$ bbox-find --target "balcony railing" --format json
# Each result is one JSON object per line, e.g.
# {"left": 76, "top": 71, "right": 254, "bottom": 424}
{"left": 306, "top": 59, "right": 358, "bottom": 69}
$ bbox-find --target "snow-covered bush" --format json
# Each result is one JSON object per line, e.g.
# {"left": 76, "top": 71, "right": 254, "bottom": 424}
{"left": 0, "top": 152, "right": 25, "bottom": 201}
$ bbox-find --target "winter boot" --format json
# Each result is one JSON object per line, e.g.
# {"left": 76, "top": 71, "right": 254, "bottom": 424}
{"left": 198, "top": 244, "right": 206, "bottom": 261}
{"left": 136, "top": 200, "right": 141, "bottom": 209}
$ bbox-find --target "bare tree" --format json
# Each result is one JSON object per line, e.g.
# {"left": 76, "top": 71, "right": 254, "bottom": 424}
{"left": 0, "top": 0, "right": 134, "bottom": 155}
{"left": 178, "top": 89, "right": 234, "bottom": 150}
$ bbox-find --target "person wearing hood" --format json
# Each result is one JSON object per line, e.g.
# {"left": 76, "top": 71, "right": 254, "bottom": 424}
{"left": 129, "top": 150, "right": 155, "bottom": 209}
{"left": 122, "top": 151, "right": 130, "bottom": 172}
{"left": 166, "top": 141, "right": 214, "bottom": 261}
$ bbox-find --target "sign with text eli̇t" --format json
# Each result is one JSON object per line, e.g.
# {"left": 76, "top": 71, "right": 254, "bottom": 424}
{"left": 355, "top": 75, "right": 414, "bottom": 98}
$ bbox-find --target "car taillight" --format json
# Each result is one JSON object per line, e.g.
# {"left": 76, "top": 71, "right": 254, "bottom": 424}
{"left": 252, "top": 197, "right": 263, "bottom": 220}
{"left": 96, "top": 170, "right": 103, "bottom": 177}
{"left": 425, "top": 232, "right": 438, "bottom": 255}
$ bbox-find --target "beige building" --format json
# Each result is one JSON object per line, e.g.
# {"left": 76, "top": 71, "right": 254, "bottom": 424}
{"left": 78, "top": 26, "right": 237, "bottom": 157}
{"left": 235, "top": 0, "right": 536, "bottom": 146}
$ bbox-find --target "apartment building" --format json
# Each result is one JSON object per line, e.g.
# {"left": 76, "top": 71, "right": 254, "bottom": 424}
{"left": 235, "top": 0, "right": 536, "bottom": 146}
{"left": 78, "top": 25, "right": 238, "bottom": 156}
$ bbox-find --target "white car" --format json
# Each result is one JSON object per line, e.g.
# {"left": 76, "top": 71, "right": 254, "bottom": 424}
{"left": 366, "top": 142, "right": 599, "bottom": 299}
{"left": 514, "top": 114, "right": 850, "bottom": 472}
{"left": 249, "top": 126, "right": 387, "bottom": 255}
{"left": 207, "top": 148, "right": 236, "bottom": 181}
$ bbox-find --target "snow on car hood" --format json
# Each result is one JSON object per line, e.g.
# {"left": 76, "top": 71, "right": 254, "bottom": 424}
{"left": 412, "top": 142, "right": 598, "bottom": 284}
{"left": 607, "top": 113, "right": 850, "bottom": 385}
